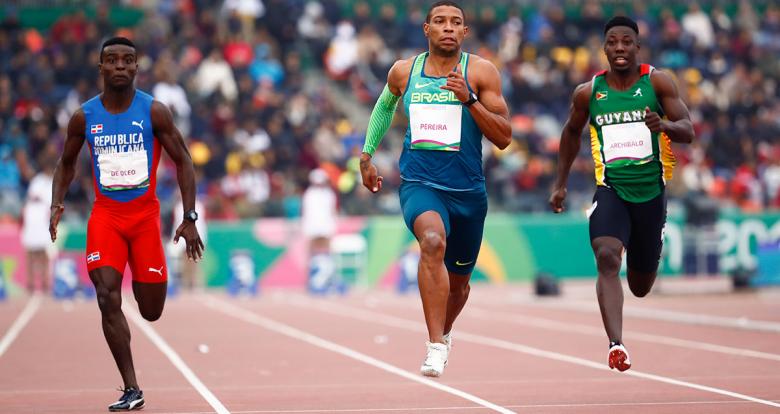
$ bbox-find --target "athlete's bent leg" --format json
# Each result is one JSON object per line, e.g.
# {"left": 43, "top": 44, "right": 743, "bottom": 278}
{"left": 132, "top": 281, "right": 167, "bottom": 322}
{"left": 414, "top": 211, "right": 449, "bottom": 345}
{"left": 592, "top": 236, "right": 624, "bottom": 344}
{"left": 443, "top": 272, "right": 471, "bottom": 337}
{"left": 90, "top": 266, "right": 138, "bottom": 390}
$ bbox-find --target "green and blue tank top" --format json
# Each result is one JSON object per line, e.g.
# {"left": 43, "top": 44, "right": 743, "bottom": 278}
{"left": 399, "top": 52, "right": 484, "bottom": 191}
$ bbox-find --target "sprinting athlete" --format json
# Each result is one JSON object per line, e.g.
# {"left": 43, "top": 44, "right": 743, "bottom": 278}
{"left": 549, "top": 16, "right": 694, "bottom": 371}
{"left": 359, "top": 1, "right": 511, "bottom": 377}
{"left": 50, "top": 37, "right": 204, "bottom": 411}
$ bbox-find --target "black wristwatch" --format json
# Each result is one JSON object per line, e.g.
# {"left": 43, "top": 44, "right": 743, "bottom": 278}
{"left": 464, "top": 92, "right": 478, "bottom": 107}
{"left": 184, "top": 209, "right": 198, "bottom": 222}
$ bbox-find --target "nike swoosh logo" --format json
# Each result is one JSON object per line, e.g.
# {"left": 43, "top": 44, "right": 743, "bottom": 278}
{"left": 455, "top": 260, "right": 474, "bottom": 266}
{"left": 415, "top": 81, "right": 435, "bottom": 89}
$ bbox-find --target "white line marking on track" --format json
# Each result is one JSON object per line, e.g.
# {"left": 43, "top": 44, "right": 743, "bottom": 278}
{"left": 289, "top": 296, "right": 780, "bottom": 409}
{"left": 0, "top": 294, "right": 42, "bottom": 358}
{"left": 467, "top": 306, "right": 780, "bottom": 363}
{"left": 494, "top": 299, "right": 780, "bottom": 334}
{"left": 124, "top": 303, "right": 230, "bottom": 414}
{"left": 161, "top": 399, "right": 774, "bottom": 414}
{"left": 201, "top": 296, "right": 516, "bottom": 414}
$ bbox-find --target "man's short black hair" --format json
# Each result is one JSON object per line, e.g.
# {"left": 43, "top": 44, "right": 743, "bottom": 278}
{"left": 604, "top": 16, "right": 639, "bottom": 36}
{"left": 426, "top": 1, "right": 464, "bottom": 23}
{"left": 100, "top": 37, "right": 136, "bottom": 62}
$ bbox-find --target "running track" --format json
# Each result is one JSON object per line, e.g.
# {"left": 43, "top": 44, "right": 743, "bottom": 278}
{"left": 1, "top": 282, "right": 779, "bottom": 413}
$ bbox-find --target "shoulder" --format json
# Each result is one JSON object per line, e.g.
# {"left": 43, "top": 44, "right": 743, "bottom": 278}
{"left": 573, "top": 81, "right": 592, "bottom": 102}
{"left": 68, "top": 108, "right": 86, "bottom": 131}
{"left": 150, "top": 100, "right": 174, "bottom": 129}
{"left": 465, "top": 54, "right": 500, "bottom": 80}
{"left": 388, "top": 56, "right": 416, "bottom": 82}
{"left": 648, "top": 67, "right": 677, "bottom": 94}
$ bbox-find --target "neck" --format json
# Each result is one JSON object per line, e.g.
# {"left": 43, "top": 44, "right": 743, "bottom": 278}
{"left": 606, "top": 64, "right": 641, "bottom": 91}
{"left": 426, "top": 48, "right": 461, "bottom": 76}
{"left": 101, "top": 85, "right": 135, "bottom": 114}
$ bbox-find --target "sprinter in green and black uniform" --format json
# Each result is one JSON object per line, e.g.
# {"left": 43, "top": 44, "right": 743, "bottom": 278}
{"left": 359, "top": 0, "right": 511, "bottom": 378}
{"left": 550, "top": 16, "right": 694, "bottom": 372}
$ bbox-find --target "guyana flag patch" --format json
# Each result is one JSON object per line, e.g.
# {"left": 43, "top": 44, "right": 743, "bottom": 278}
{"left": 596, "top": 91, "right": 608, "bottom": 101}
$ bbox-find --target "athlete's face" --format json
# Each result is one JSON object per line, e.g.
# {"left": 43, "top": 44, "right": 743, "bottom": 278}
{"left": 99, "top": 45, "right": 138, "bottom": 89}
{"left": 424, "top": 6, "right": 468, "bottom": 57}
{"left": 603, "top": 27, "right": 640, "bottom": 73}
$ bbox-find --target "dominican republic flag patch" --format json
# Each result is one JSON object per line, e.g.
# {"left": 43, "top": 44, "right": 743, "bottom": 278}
{"left": 90, "top": 124, "right": 103, "bottom": 134}
{"left": 596, "top": 91, "right": 608, "bottom": 101}
{"left": 86, "top": 251, "right": 101, "bottom": 263}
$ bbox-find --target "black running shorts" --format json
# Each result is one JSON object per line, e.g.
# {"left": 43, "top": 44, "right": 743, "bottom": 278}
{"left": 588, "top": 186, "right": 666, "bottom": 273}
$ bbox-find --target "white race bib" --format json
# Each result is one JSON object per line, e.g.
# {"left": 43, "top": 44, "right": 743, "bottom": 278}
{"left": 601, "top": 122, "right": 652, "bottom": 163}
{"left": 409, "top": 104, "right": 462, "bottom": 151}
{"left": 97, "top": 150, "right": 150, "bottom": 191}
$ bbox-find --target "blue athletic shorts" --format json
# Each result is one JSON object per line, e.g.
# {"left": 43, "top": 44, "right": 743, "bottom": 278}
{"left": 399, "top": 181, "right": 487, "bottom": 275}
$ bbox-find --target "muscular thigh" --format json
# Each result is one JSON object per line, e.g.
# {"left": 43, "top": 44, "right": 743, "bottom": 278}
{"left": 126, "top": 217, "right": 168, "bottom": 284}
{"left": 400, "top": 182, "right": 451, "bottom": 236}
{"left": 589, "top": 186, "right": 631, "bottom": 247}
{"left": 443, "top": 188, "right": 487, "bottom": 275}
{"left": 86, "top": 209, "right": 128, "bottom": 274}
{"left": 626, "top": 192, "right": 667, "bottom": 273}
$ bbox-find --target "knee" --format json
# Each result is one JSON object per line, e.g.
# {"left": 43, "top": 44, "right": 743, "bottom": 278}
{"left": 95, "top": 288, "right": 121, "bottom": 315}
{"left": 419, "top": 231, "right": 446, "bottom": 259}
{"left": 140, "top": 308, "right": 162, "bottom": 322}
{"left": 450, "top": 280, "right": 470, "bottom": 298}
{"left": 595, "top": 247, "right": 622, "bottom": 276}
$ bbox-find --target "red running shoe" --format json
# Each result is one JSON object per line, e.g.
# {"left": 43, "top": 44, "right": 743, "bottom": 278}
{"left": 608, "top": 343, "right": 632, "bottom": 371}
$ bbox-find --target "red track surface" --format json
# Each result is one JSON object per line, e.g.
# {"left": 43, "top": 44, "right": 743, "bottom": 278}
{"left": 1, "top": 282, "right": 779, "bottom": 413}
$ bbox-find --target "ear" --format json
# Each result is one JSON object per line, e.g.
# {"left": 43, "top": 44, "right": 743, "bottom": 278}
{"left": 463, "top": 24, "right": 469, "bottom": 37}
{"left": 423, "top": 22, "right": 429, "bottom": 37}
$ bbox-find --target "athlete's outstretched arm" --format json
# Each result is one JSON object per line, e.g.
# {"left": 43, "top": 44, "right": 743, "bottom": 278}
{"left": 359, "top": 59, "right": 409, "bottom": 193}
{"left": 446, "top": 59, "right": 511, "bottom": 149}
{"left": 647, "top": 70, "right": 694, "bottom": 144}
{"left": 50, "top": 109, "right": 86, "bottom": 242}
{"left": 550, "top": 82, "right": 591, "bottom": 213}
{"left": 152, "top": 101, "right": 204, "bottom": 261}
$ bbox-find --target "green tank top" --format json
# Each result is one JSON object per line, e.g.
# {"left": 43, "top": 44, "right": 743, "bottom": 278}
{"left": 588, "top": 64, "right": 676, "bottom": 203}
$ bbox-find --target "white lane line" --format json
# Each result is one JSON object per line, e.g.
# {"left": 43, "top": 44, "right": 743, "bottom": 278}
{"left": 467, "top": 306, "right": 780, "bottom": 363}
{"left": 124, "top": 304, "right": 230, "bottom": 414}
{"left": 479, "top": 298, "right": 780, "bottom": 334}
{"left": 289, "top": 296, "right": 780, "bottom": 409}
{"left": 0, "top": 294, "right": 42, "bottom": 358}
{"left": 170, "top": 398, "right": 771, "bottom": 413}
{"left": 201, "top": 296, "right": 516, "bottom": 414}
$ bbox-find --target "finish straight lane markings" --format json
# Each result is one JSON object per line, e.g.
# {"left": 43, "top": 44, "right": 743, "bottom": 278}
{"left": 123, "top": 301, "right": 231, "bottom": 414}
{"left": 0, "top": 294, "right": 42, "bottom": 358}
{"left": 200, "top": 296, "right": 516, "bottom": 414}
{"left": 466, "top": 305, "right": 780, "bottom": 363}
{"left": 286, "top": 294, "right": 780, "bottom": 409}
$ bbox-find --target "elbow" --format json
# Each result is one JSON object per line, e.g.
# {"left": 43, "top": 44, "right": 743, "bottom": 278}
{"left": 492, "top": 131, "right": 512, "bottom": 150}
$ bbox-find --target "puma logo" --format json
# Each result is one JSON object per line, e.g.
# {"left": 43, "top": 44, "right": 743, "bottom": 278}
{"left": 132, "top": 120, "right": 144, "bottom": 130}
{"left": 148, "top": 266, "right": 163, "bottom": 275}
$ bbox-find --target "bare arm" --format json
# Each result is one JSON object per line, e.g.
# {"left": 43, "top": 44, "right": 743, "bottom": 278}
{"left": 441, "top": 58, "right": 511, "bottom": 149}
{"left": 549, "top": 82, "right": 591, "bottom": 213}
{"left": 648, "top": 70, "right": 694, "bottom": 144}
{"left": 152, "top": 100, "right": 204, "bottom": 260}
{"left": 50, "top": 109, "right": 86, "bottom": 241}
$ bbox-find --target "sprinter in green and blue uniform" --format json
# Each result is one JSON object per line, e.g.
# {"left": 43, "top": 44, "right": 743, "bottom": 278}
{"left": 359, "top": 1, "right": 511, "bottom": 378}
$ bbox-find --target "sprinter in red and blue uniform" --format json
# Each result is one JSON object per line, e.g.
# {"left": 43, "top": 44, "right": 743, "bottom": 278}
{"left": 50, "top": 37, "right": 204, "bottom": 412}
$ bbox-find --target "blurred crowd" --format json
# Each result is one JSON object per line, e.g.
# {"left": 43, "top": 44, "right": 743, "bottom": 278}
{"left": 0, "top": 0, "right": 778, "bottom": 225}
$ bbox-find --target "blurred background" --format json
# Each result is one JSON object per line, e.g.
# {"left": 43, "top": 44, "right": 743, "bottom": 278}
{"left": 0, "top": 0, "right": 778, "bottom": 298}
